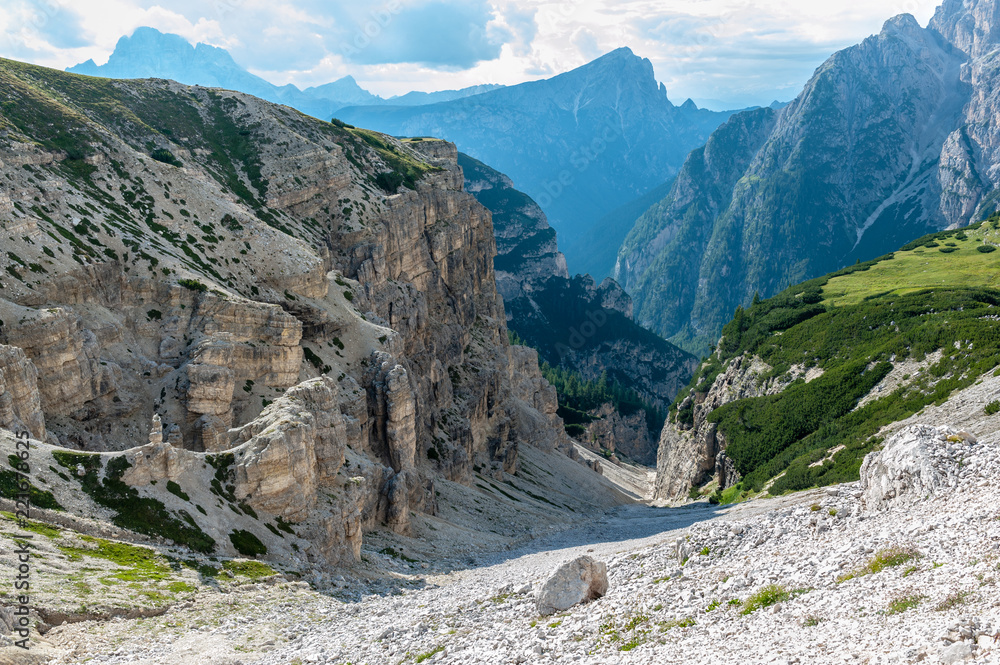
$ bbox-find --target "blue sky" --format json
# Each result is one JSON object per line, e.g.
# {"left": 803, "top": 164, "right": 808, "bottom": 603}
{"left": 0, "top": 0, "right": 940, "bottom": 108}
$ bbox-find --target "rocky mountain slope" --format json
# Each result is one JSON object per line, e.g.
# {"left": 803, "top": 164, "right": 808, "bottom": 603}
{"left": 338, "top": 48, "right": 734, "bottom": 275}
{"left": 0, "top": 56, "right": 627, "bottom": 582}
{"left": 654, "top": 216, "right": 1000, "bottom": 502}
{"left": 15, "top": 390, "right": 999, "bottom": 663}
{"left": 617, "top": 0, "right": 1000, "bottom": 356}
{"left": 459, "top": 152, "right": 697, "bottom": 464}
{"left": 67, "top": 28, "right": 499, "bottom": 122}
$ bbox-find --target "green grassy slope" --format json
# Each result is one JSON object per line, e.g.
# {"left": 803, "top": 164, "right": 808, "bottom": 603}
{"left": 672, "top": 217, "right": 1000, "bottom": 501}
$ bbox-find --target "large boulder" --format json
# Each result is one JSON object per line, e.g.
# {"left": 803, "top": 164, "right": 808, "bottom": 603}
{"left": 536, "top": 556, "right": 609, "bottom": 616}
{"left": 859, "top": 424, "right": 976, "bottom": 511}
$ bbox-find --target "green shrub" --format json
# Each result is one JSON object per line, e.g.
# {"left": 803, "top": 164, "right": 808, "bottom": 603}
{"left": 228, "top": 530, "right": 267, "bottom": 557}
{"left": 986, "top": 400, "right": 1000, "bottom": 416}
{"left": 977, "top": 245, "right": 997, "bottom": 253}
{"left": 0, "top": 469, "right": 63, "bottom": 510}
{"left": 178, "top": 278, "right": 207, "bottom": 292}
{"left": 150, "top": 148, "right": 182, "bottom": 167}
{"left": 166, "top": 481, "right": 190, "bottom": 502}
{"left": 52, "top": 454, "right": 214, "bottom": 552}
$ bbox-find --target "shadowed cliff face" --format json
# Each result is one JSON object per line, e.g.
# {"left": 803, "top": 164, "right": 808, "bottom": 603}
{"left": 459, "top": 152, "right": 698, "bottom": 465}
{"left": 617, "top": 1, "right": 1000, "bottom": 357}
{"left": 0, "top": 58, "right": 616, "bottom": 567}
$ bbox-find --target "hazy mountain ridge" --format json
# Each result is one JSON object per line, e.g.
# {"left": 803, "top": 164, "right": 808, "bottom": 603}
{"left": 68, "top": 27, "right": 501, "bottom": 121}
{"left": 617, "top": 0, "right": 1000, "bottom": 356}
{"left": 338, "top": 48, "right": 735, "bottom": 275}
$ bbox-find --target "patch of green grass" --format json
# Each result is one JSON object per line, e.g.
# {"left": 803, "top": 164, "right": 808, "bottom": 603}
{"left": 837, "top": 546, "right": 920, "bottom": 583}
{"left": 0, "top": 512, "right": 61, "bottom": 537}
{"left": 740, "top": 585, "right": 805, "bottom": 614}
{"left": 886, "top": 593, "right": 925, "bottom": 615}
{"left": 415, "top": 646, "right": 444, "bottom": 663}
{"left": 657, "top": 616, "right": 696, "bottom": 631}
{"left": 59, "top": 536, "right": 171, "bottom": 583}
{"left": 803, "top": 615, "right": 823, "bottom": 626}
{"left": 221, "top": 559, "right": 276, "bottom": 579}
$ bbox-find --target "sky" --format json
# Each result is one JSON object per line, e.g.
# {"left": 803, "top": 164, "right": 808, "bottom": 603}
{"left": 0, "top": 0, "right": 941, "bottom": 108}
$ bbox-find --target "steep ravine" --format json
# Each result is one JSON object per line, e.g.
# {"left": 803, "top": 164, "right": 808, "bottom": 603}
{"left": 459, "top": 152, "right": 697, "bottom": 465}
{"left": 0, "top": 57, "right": 625, "bottom": 584}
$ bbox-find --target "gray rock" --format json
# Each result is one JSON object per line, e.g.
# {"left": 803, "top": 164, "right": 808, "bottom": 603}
{"left": 536, "top": 556, "right": 608, "bottom": 616}
{"left": 860, "top": 425, "right": 957, "bottom": 511}
{"left": 940, "top": 641, "right": 974, "bottom": 663}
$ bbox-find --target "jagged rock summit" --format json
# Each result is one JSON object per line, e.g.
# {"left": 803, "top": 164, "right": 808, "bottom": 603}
{"left": 617, "top": 0, "right": 1000, "bottom": 355}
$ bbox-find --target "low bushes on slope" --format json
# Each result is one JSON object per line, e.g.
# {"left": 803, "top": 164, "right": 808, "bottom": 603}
{"left": 675, "top": 217, "right": 1000, "bottom": 497}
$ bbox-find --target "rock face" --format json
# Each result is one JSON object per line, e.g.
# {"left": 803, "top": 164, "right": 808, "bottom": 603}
{"left": 654, "top": 354, "right": 799, "bottom": 500}
{"left": 859, "top": 424, "right": 978, "bottom": 511}
{"left": 536, "top": 556, "right": 609, "bottom": 616}
{"left": 0, "top": 59, "right": 584, "bottom": 566}
{"left": 0, "top": 344, "right": 45, "bottom": 440}
{"left": 618, "top": 1, "right": 1000, "bottom": 355}
{"left": 583, "top": 402, "right": 656, "bottom": 465}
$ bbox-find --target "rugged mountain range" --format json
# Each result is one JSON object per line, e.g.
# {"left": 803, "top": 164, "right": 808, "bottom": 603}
{"left": 68, "top": 28, "right": 500, "bottom": 121}
{"left": 617, "top": 0, "right": 1000, "bottom": 356}
{"left": 458, "top": 153, "right": 697, "bottom": 464}
{"left": 338, "top": 49, "right": 734, "bottom": 276}
{"left": 0, "top": 57, "right": 625, "bottom": 571}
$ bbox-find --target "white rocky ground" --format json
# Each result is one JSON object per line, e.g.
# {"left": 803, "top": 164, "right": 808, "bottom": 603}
{"left": 9, "top": 379, "right": 1000, "bottom": 664}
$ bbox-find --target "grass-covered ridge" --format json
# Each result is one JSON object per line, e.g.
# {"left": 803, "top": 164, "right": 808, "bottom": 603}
{"left": 0, "top": 57, "right": 440, "bottom": 293}
{"left": 673, "top": 216, "right": 1000, "bottom": 500}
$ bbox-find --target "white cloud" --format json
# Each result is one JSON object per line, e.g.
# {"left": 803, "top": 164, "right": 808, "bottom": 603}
{"left": 0, "top": 0, "right": 944, "bottom": 105}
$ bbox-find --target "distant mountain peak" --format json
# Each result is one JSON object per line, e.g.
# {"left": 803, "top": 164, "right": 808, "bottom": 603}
{"left": 881, "top": 13, "right": 922, "bottom": 36}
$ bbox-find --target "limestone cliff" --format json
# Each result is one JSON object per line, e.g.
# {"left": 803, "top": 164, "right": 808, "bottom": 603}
{"left": 0, "top": 58, "right": 603, "bottom": 567}
{"left": 654, "top": 354, "right": 799, "bottom": 500}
